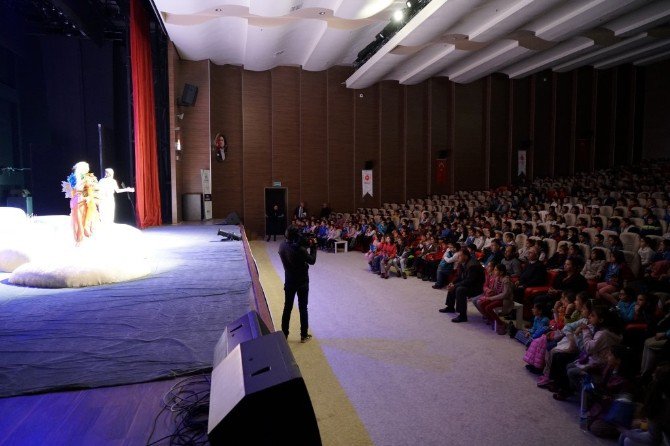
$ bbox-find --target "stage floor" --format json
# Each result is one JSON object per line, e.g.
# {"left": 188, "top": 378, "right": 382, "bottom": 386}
{"left": 0, "top": 225, "right": 255, "bottom": 445}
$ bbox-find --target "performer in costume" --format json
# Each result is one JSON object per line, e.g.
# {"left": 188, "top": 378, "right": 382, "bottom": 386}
{"left": 62, "top": 162, "right": 99, "bottom": 243}
{"left": 97, "top": 168, "right": 134, "bottom": 224}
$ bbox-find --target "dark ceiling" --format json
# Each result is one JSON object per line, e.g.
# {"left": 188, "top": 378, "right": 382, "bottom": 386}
{"left": 4, "top": 0, "right": 127, "bottom": 44}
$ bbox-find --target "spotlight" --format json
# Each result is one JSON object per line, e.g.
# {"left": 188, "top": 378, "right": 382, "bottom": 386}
{"left": 406, "top": 1, "right": 412, "bottom": 7}
{"left": 218, "top": 229, "right": 241, "bottom": 241}
{"left": 393, "top": 9, "right": 404, "bottom": 22}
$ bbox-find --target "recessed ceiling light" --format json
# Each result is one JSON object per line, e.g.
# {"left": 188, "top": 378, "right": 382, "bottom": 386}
{"left": 215, "top": 8, "right": 222, "bottom": 12}
{"left": 393, "top": 10, "right": 404, "bottom": 22}
{"left": 318, "top": 11, "right": 326, "bottom": 15}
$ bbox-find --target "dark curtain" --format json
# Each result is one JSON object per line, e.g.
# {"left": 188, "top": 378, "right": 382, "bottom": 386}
{"left": 130, "top": 0, "right": 161, "bottom": 228}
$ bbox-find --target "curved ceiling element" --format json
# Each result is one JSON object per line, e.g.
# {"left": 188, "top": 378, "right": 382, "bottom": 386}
{"left": 502, "top": 36, "right": 596, "bottom": 79}
{"left": 444, "top": 39, "right": 531, "bottom": 84}
{"left": 153, "top": 0, "right": 670, "bottom": 88}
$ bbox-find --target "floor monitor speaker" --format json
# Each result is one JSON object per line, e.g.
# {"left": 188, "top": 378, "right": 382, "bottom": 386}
{"left": 221, "top": 212, "right": 240, "bottom": 225}
{"left": 212, "top": 310, "right": 270, "bottom": 368}
{"left": 208, "top": 332, "right": 321, "bottom": 445}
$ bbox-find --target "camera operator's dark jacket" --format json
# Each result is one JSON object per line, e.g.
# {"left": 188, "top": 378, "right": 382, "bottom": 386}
{"left": 279, "top": 241, "right": 317, "bottom": 286}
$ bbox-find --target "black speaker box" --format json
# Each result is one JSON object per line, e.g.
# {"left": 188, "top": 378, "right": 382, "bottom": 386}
{"left": 212, "top": 310, "right": 270, "bottom": 368}
{"left": 179, "top": 83, "right": 198, "bottom": 106}
{"left": 208, "top": 332, "right": 322, "bottom": 445}
{"left": 221, "top": 212, "right": 240, "bottom": 225}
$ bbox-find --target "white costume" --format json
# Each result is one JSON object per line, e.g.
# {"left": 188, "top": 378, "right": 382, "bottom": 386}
{"left": 97, "top": 168, "right": 133, "bottom": 224}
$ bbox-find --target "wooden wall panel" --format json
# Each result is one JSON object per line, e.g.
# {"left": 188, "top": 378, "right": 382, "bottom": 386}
{"left": 327, "top": 66, "right": 355, "bottom": 213}
{"left": 354, "top": 84, "right": 380, "bottom": 208}
{"left": 210, "top": 64, "right": 243, "bottom": 220}
{"left": 271, "top": 67, "right": 301, "bottom": 214}
{"left": 299, "top": 70, "right": 328, "bottom": 214}
{"left": 533, "top": 72, "right": 552, "bottom": 178}
{"left": 642, "top": 60, "right": 670, "bottom": 159}
{"left": 430, "top": 78, "right": 449, "bottom": 194}
{"left": 242, "top": 70, "right": 272, "bottom": 237}
{"left": 489, "top": 74, "right": 510, "bottom": 188}
{"left": 595, "top": 68, "right": 614, "bottom": 170}
{"left": 512, "top": 77, "right": 530, "bottom": 179}
{"left": 447, "top": 81, "right": 455, "bottom": 194}
{"left": 575, "top": 67, "right": 594, "bottom": 172}
{"left": 554, "top": 72, "right": 572, "bottom": 177}
{"left": 169, "top": 60, "right": 669, "bottom": 236}
{"left": 614, "top": 65, "right": 633, "bottom": 166}
{"left": 405, "top": 83, "right": 428, "bottom": 198}
{"left": 176, "top": 60, "right": 210, "bottom": 222}
{"left": 380, "top": 81, "right": 404, "bottom": 204}
{"left": 167, "top": 43, "right": 178, "bottom": 223}
{"left": 453, "top": 80, "right": 484, "bottom": 191}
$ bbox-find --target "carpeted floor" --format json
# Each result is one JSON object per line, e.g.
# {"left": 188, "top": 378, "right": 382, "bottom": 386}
{"left": 252, "top": 241, "right": 612, "bottom": 446}
{"left": 249, "top": 241, "right": 373, "bottom": 446}
{"left": 0, "top": 225, "right": 253, "bottom": 398}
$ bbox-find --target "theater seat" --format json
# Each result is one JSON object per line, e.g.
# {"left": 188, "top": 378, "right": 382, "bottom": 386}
{"left": 519, "top": 270, "right": 559, "bottom": 320}
{"left": 521, "top": 286, "right": 551, "bottom": 320}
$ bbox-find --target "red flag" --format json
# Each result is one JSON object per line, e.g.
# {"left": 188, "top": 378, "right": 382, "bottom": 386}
{"left": 436, "top": 159, "right": 447, "bottom": 185}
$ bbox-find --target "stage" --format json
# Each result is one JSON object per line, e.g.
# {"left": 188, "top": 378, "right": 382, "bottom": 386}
{"left": 0, "top": 223, "right": 262, "bottom": 444}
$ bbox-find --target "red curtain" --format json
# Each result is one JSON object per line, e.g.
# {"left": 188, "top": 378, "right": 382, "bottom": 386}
{"left": 130, "top": 0, "right": 162, "bottom": 228}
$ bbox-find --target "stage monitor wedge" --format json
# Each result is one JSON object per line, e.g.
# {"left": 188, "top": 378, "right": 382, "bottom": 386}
{"left": 212, "top": 310, "right": 270, "bottom": 368}
{"left": 208, "top": 332, "right": 321, "bottom": 446}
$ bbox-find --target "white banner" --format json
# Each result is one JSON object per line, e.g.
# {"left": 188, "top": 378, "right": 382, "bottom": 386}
{"left": 518, "top": 150, "right": 527, "bottom": 176}
{"left": 200, "top": 169, "right": 212, "bottom": 219}
{"left": 362, "top": 170, "right": 373, "bottom": 197}
{"left": 200, "top": 169, "right": 211, "bottom": 194}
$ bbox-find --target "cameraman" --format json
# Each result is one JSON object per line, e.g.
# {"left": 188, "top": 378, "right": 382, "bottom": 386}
{"left": 279, "top": 225, "right": 317, "bottom": 343}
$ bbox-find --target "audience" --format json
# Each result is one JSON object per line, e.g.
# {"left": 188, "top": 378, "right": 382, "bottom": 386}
{"left": 292, "top": 161, "right": 670, "bottom": 438}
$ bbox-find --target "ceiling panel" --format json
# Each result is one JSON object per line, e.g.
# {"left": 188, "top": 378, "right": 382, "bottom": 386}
{"left": 553, "top": 32, "right": 654, "bottom": 72}
{"left": 594, "top": 38, "right": 670, "bottom": 69}
{"left": 154, "top": 0, "right": 670, "bottom": 87}
{"left": 166, "top": 17, "right": 247, "bottom": 65}
{"left": 525, "top": 0, "right": 641, "bottom": 41}
{"left": 503, "top": 36, "right": 596, "bottom": 78}
{"left": 401, "top": 48, "right": 471, "bottom": 84}
{"left": 444, "top": 40, "right": 532, "bottom": 83}
{"left": 606, "top": 0, "right": 670, "bottom": 36}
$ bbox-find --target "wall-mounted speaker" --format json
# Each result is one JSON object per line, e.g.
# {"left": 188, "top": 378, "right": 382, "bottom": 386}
{"left": 179, "top": 83, "right": 198, "bottom": 107}
{"left": 208, "top": 332, "right": 322, "bottom": 445}
{"left": 364, "top": 160, "right": 374, "bottom": 170}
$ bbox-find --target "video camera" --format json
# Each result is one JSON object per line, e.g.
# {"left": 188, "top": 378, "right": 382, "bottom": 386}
{"left": 297, "top": 233, "right": 317, "bottom": 248}
{"left": 286, "top": 226, "right": 316, "bottom": 248}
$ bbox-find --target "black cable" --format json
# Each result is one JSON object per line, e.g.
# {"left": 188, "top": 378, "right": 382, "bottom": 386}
{"left": 146, "top": 374, "right": 213, "bottom": 446}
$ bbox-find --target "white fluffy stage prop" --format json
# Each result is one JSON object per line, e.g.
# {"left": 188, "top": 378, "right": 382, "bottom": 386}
{"left": 0, "top": 208, "right": 151, "bottom": 288}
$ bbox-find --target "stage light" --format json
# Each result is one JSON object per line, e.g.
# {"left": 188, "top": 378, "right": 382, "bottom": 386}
{"left": 393, "top": 9, "right": 404, "bottom": 22}
{"left": 217, "top": 229, "right": 241, "bottom": 241}
{"left": 406, "top": 1, "right": 412, "bottom": 7}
